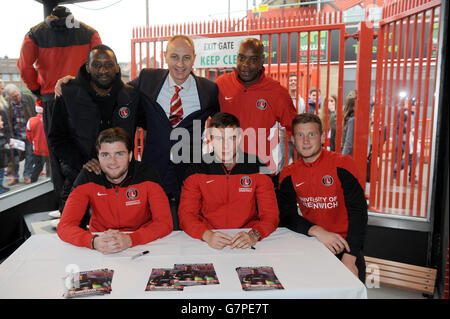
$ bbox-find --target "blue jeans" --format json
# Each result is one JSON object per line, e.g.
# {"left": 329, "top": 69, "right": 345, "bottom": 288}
{"left": 0, "top": 168, "right": 5, "bottom": 193}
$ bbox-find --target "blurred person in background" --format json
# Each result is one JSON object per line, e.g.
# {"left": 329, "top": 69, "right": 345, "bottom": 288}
{"left": 287, "top": 73, "right": 306, "bottom": 164}
{"left": 319, "top": 94, "right": 337, "bottom": 152}
{"left": 341, "top": 91, "right": 357, "bottom": 156}
{"left": 0, "top": 80, "right": 11, "bottom": 194}
{"left": 3, "top": 84, "right": 36, "bottom": 186}
{"left": 26, "top": 99, "right": 49, "bottom": 183}
{"left": 307, "top": 87, "right": 322, "bottom": 114}
{"left": 288, "top": 73, "right": 306, "bottom": 114}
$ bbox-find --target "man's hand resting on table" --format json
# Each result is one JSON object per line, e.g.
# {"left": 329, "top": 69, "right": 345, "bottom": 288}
{"left": 202, "top": 230, "right": 257, "bottom": 250}
{"left": 202, "top": 230, "right": 232, "bottom": 250}
{"left": 308, "top": 225, "right": 350, "bottom": 255}
{"left": 93, "top": 229, "right": 132, "bottom": 254}
{"left": 308, "top": 225, "right": 359, "bottom": 278}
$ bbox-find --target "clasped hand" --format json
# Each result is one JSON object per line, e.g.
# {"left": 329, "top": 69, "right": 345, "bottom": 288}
{"left": 93, "top": 229, "right": 132, "bottom": 254}
{"left": 202, "top": 230, "right": 257, "bottom": 250}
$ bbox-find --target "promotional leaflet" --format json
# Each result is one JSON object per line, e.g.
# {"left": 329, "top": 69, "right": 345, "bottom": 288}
{"left": 235, "top": 266, "right": 284, "bottom": 291}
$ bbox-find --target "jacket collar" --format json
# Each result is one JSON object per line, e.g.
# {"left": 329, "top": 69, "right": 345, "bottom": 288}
{"left": 299, "top": 148, "right": 326, "bottom": 168}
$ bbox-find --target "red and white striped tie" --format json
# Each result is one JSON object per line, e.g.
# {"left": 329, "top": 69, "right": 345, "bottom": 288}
{"left": 169, "top": 85, "right": 183, "bottom": 126}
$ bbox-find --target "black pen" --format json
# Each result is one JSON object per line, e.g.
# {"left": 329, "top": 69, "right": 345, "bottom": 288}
{"left": 250, "top": 246, "right": 256, "bottom": 250}
{"left": 131, "top": 250, "right": 149, "bottom": 259}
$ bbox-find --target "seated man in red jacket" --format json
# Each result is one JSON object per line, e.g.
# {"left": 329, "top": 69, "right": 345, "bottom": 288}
{"left": 277, "top": 113, "right": 368, "bottom": 282}
{"left": 178, "top": 112, "right": 279, "bottom": 250}
{"left": 57, "top": 127, "right": 173, "bottom": 254}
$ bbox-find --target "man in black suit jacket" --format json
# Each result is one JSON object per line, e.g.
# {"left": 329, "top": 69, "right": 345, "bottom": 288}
{"left": 130, "top": 35, "right": 219, "bottom": 229}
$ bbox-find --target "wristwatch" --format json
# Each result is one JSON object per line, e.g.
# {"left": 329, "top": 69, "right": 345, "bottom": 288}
{"left": 249, "top": 229, "right": 261, "bottom": 241}
{"left": 91, "top": 235, "right": 99, "bottom": 250}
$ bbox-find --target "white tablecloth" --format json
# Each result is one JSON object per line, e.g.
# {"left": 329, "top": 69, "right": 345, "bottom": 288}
{"left": 0, "top": 228, "right": 367, "bottom": 299}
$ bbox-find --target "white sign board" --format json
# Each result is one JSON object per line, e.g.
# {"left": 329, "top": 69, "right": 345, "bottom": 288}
{"left": 193, "top": 36, "right": 250, "bottom": 69}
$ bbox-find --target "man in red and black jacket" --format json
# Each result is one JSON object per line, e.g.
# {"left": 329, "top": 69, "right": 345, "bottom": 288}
{"left": 216, "top": 38, "right": 297, "bottom": 179}
{"left": 57, "top": 128, "right": 172, "bottom": 254}
{"left": 179, "top": 112, "right": 279, "bottom": 250}
{"left": 17, "top": 6, "right": 102, "bottom": 106}
{"left": 277, "top": 113, "right": 368, "bottom": 282}
{"left": 17, "top": 6, "right": 102, "bottom": 208}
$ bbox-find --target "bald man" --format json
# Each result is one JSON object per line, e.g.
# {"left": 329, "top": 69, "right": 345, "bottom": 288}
{"left": 129, "top": 35, "right": 219, "bottom": 229}
{"left": 216, "top": 38, "right": 297, "bottom": 185}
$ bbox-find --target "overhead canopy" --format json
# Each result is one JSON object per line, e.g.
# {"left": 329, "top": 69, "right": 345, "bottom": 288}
{"left": 33, "top": 0, "right": 99, "bottom": 17}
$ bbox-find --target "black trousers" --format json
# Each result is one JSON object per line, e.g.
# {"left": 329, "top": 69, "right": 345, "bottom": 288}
{"left": 42, "top": 98, "right": 65, "bottom": 212}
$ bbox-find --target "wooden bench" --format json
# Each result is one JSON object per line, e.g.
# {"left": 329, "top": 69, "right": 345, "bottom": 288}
{"left": 365, "top": 256, "right": 437, "bottom": 295}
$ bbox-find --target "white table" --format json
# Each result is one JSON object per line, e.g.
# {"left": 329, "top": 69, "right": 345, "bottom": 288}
{"left": 0, "top": 228, "right": 367, "bottom": 299}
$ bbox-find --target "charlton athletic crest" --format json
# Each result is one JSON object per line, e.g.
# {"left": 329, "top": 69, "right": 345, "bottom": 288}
{"left": 256, "top": 99, "right": 268, "bottom": 110}
{"left": 119, "top": 106, "right": 130, "bottom": 119}
{"left": 322, "top": 175, "right": 334, "bottom": 186}
{"left": 126, "top": 188, "right": 138, "bottom": 200}
{"left": 240, "top": 176, "right": 252, "bottom": 187}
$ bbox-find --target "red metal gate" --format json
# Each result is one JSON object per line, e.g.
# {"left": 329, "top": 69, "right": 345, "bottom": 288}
{"left": 368, "top": 0, "right": 441, "bottom": 219}
{"left": 131, "top": 9, "right": 349, "bottom": 171}
{"left": 130, "top": 0, "right": 442, "bottom": 220}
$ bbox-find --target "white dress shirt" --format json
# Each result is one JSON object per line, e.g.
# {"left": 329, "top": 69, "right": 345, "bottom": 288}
{"left": 156, "top": 73, "right": 201, "bottom": 126}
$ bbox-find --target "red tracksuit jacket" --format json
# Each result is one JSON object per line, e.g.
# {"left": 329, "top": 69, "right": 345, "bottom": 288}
{"left": 17, "top": 19, "right": 102, "bottom": 95}
{"left": 277, "top": 150, "right": 368, "bottom": 257}
{"left": 179, "top": 152, "right": 279, "bottom": 240}
{"left": 26, "top": 113, "right": 49, "bottom": 156}
{"left": 57, "top": 160, "right": 173, "bottom": 248}
{"left": 216, "top": 68, "right": 297, "bottom": 173}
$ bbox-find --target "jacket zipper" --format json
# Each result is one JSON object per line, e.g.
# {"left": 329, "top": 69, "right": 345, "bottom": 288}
{"left": 221, "top": 163, "right": 236, "bottom": 228}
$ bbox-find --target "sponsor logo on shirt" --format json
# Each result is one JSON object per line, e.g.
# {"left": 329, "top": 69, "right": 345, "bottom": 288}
{"left": 299, "top": 196, "right": 338, "bottom": 209}
{"left": 239, "top": 176, "right": 253, "bottom": 192}
{"left": 240, "top": 176, "right": 252, "bottom": 187}
{"left": 126, "top": 188, "right": 141, "bottom": 206}
{"left": 256, "top": 99, "right": 268, "bottom": 110}
{"left": 119, "top": 106, "right": 130, "bottom": 119}
{"left": 322, "top": 175, "right": 334, "bottom": 186}
{"left": 126, "top": 188, "right": 138, "bottom": 200}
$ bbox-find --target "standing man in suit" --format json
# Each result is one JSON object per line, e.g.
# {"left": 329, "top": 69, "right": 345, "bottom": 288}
{"left": 130, "top": 35, "right": 219, "bottom": 229}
